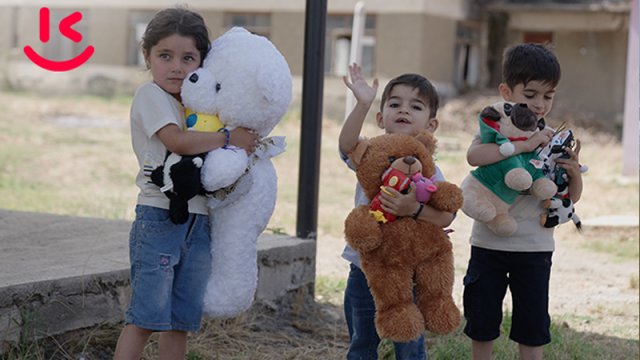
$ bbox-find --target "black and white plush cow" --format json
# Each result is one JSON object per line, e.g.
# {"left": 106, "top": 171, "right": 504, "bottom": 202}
{"left": 532, "top": 129, "right": 587, "bottom": 230}
{"left": 541, "top": 197, "right": 582, "bottom": 230}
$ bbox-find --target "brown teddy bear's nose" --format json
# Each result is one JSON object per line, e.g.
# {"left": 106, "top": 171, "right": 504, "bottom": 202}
{"left": 403, "top": 156, "right": 416, "bottom": 165}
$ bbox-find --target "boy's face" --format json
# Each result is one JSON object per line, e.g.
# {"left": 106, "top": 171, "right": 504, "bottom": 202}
{"left": 499, "top": 80, "right": 556, "bottom": 120}
{"left": 376, "top": 84, "right": 438, "bottom": 135}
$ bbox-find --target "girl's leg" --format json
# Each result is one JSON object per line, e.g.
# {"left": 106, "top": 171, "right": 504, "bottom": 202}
{"left": 114, "top": 324, "right": 152, "bottom": 360}
{"left": 159, "top": 330, "right": 188, "bottom": 360}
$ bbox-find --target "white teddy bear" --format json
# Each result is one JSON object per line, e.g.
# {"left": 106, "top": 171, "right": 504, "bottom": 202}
{"left": 180, "top": 27, "right": 292, "bottom": 318}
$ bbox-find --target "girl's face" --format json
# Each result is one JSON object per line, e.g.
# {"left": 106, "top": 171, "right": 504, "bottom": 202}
{"left": 376, "top": 84, "right": 438, "bottom": 135}
{"left": 500, "top": 80, "right": 556, "bottom": 120}
{"left": 144, "top": 34, "right": 201, "bottom": 99}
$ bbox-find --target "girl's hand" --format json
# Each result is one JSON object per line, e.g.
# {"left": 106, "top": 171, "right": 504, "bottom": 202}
{"left": 229, "top": 127, "right": 259, "bottom": 154}
{"left": 342, "top": 63, "right": 378, "bottom": 106}
{"left": 378, "top": 183, "right": 420, "bottom": 217}
{"left": 555, "top": 139, "right": 582, "bottom": 179}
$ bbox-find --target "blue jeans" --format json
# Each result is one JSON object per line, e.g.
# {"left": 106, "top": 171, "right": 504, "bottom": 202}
{"left": 344, "top": 263, "right": 427, "bottom": 360}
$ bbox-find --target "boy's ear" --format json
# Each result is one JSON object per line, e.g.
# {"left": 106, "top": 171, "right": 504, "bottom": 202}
{"left": 375, "top": 112, "right": 384, "bottom": 129}
{"left": 498, "top": 83, "right": 512, "bottom": 101}
{"left": 349, "top": 139, "right": 369, "bottom": 167}
{"left": 426, "top": 118, "right": 439, "bottom": 132}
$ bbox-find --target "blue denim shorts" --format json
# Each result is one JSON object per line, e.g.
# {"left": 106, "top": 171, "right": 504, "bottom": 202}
{"left": 125, "top": 205, "right": 212, "bottom": 332}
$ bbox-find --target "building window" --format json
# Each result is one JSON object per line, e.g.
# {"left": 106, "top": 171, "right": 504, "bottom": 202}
{"left": 454, "top": 21, "right": 482, "bottom": 90}
{"left": 523, "top": 32, "right": 554, "bottom": 45}
{"left": 128, "top": 11, "right": 156, "bottom": 67}
{"left": 224, "top": 13, "right": 271, "bottom": 38}
{"left": 42, "top": 9, "right": 90, "bottom": 62}
{"left": 325, "top": 14, "right": 376, "bottom": 77}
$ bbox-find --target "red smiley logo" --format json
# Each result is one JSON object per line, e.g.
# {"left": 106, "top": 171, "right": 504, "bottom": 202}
{"left": 23, "top": 7, "right": 94, "bottom": 72}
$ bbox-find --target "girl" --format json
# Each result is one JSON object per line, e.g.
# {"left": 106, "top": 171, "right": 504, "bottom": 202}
{"left": 114, "top": 7, "right": 257, "bottom": 359}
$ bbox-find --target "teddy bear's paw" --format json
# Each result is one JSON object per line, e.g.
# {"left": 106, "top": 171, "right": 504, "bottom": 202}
{"left": 202, "top": 149, "right": 249, "bottom": 191}
{"left": 376, "top": 304, "right": 425, "bottom": 343}
{"left": 504, "top": 168, "right": 532, "bottom": 191}
{"left": 346, "top": 234, "right": 382, "bottom": 253}
{"left": 345, "top": 208, "right": 383, "bottom": 252}
{"left": 487, "top": 214, "right": 517, "bottom": 237}
{"left": 423, "top": 300, "right": 461, "bottom": 334}
{"left": 462, "top": 201, "right": 496, "bottom": 223}
{"left": 530, "top": 178, "right": 557, "bottom": 200}
{"left": 430, "top": 182, "right": 464, "bottom": 213}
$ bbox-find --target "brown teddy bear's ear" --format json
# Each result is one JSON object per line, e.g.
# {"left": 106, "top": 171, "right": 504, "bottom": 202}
{"left": 414, "top": 131, "right": 437, "bottom": 155}
{"left": 348, "top": 139, "right": 370, "bottom": 167}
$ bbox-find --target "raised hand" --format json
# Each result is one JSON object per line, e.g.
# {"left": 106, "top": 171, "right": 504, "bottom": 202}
{"left": 342, "top": 63, "right": 378, "bottom": 106}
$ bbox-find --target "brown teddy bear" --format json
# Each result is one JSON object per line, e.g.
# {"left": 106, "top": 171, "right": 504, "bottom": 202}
{"left": 344, "top": 130, "right": 464, "bottom": 342}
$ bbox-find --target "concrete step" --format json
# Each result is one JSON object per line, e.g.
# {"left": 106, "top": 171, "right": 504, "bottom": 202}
{"left": 0, "top": 209, "right": 315, "bottom": 348}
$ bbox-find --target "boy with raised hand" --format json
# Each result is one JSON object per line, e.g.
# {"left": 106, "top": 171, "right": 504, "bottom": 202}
{"left": 339, "top": 63, "right": 456, "bottom": 360}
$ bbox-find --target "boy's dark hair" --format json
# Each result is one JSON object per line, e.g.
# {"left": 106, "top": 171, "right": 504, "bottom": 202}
{"left": 142, "top": 7, "right": 210, "bottom": 67}
{"left": 380, "top": 74, "right": 439, "bottom": 119}
{"left": 502, "top": 43, "right": 561, "bottom": 89}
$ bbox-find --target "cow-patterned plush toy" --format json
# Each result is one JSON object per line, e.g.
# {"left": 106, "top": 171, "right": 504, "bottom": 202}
{"left": 344, "top": 131, "right": 463, "bottom": 342}
{"left": 531, "top": 129, "right": 587, "bottom": 230}
{"left": 461, "top": 101, "right": 557, "bottom": 236}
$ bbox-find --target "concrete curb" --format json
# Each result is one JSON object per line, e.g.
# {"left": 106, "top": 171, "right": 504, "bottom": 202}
{"left": 0, "top": 210, "right": 316, "bottom": 349}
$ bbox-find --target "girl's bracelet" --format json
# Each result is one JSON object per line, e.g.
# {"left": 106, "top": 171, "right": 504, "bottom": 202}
{"left": 218, "top": 128, "right": 230, "bottom": 148}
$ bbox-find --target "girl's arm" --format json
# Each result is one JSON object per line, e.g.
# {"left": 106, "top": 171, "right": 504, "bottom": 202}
{"left": 156, "top": 124, "right": 258, "bottom": 155}
{"left": 467, "top": 128, "right": 555, "bottom": 167}
{"left": 339, "top": 63, "right": 379, "bottom": 155}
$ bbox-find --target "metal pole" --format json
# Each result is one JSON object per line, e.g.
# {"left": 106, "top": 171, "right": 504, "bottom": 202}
{"left": 344, "top": 1, "right": 366, "bottom": 117}
{"left": 622, "top": 0, "right": 639, "bottom": 176}
{"left": 296, "top": 0, "right": 327, "bottom": 239}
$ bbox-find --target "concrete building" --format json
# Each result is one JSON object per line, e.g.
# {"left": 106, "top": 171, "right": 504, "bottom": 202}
{"left": 0, "top": 0, "right": 631, "bottom": 119}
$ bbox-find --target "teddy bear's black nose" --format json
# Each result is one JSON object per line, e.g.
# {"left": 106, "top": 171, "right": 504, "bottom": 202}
{"left": 189, "top": 73, "right": 199, "bottom": 83}
{"left": 403, "top": 156, "right": 416, "bottom": 165}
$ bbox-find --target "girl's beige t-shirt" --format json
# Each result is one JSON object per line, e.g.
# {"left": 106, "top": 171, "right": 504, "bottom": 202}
{"left": 130, "top": 82, "right": 208, "bottom": 215}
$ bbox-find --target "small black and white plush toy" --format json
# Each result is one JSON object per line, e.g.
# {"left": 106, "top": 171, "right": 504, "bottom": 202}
{"left": 531, "top": 129, "right": 587, "bottom": 230}
{"left": 149, "top": 153, "right": 207, "bottom": 225}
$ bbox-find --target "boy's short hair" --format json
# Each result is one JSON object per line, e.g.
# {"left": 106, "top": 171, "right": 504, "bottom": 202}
{"left": 380, "top": 74, "right": 439, "bottom": 119}
{"left": 502, "top": 43, "right": 561, "bottom": 89}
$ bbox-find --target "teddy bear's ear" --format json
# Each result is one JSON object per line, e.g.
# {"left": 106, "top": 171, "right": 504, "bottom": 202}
{"left": 349, "top": 139, "right": 369, "bottom": 167}
{"left": 415, "top": 131, "right": 437, "bottom": 155}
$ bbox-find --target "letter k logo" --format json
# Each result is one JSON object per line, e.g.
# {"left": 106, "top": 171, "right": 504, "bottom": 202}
{"left": 23, "top": 7, "right": 95, "bottom": 72}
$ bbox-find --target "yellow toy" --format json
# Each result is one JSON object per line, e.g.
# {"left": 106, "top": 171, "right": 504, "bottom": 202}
{"left": 185, "top": 108, "right": 224, "bottom": 132}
